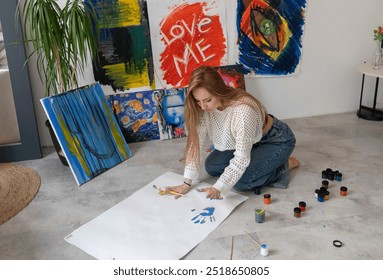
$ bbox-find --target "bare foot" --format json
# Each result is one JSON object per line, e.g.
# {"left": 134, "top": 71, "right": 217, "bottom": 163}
{"left": 288, "top": 157, "right": 300, "bottom": 170}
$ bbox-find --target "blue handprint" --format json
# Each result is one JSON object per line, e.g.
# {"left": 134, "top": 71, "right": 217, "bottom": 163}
{"left": 191, "top": 207, "right": 216, "bottom": 224}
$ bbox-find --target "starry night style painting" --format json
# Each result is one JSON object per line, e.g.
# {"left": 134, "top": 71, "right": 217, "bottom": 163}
{"left": 107, "top": 90, "right": 161, "bottom": 143}
{"left": 237, "top": 0, "right": 307, "bottom": 76}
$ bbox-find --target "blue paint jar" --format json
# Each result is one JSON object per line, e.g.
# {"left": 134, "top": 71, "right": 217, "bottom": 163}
{"left": 335, "top": 172, "right": 342, "bottom": 181}
{"left": 317, "top": 191, "right": 325, "bottom": 202}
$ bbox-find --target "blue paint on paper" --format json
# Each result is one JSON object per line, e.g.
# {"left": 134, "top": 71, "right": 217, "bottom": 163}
{"left": 191, "top": 207, "right": 216, "bottom": 224}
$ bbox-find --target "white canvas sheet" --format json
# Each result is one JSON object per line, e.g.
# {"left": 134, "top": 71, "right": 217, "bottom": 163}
{"left": 65, "top": 172, "right": 248, "bottom": 260}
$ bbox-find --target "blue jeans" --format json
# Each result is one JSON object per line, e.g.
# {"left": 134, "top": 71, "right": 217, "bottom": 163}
{"left": 205, "top": 117, "right": 296, "bottom": 191}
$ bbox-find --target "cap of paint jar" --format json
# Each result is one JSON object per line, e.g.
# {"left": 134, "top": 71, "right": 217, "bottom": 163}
{"left": 294, "top": 207, "right": 302, "bottom": 218}
{"left": 254, "top": 188, "right": 261, "bottom": 195}
{"left": 340, "top": 186, "right": 348, "bottom": 196}
{"left": 321, "top": 170, "right": 327, "bottom": 179}
{"left": 322, "top": 180, "right": 329, "bottom": 189}
{"left": 299, "top": 201, "right": 306, "bottom": 212}
{"left": 260, "top": 243, "right": 269, "bottom": 256}
{"left": 320, "top": 186, "right": 327, "bottom": 192}
{"left": 263, "top": 194, "right": 271, "bottom": 204}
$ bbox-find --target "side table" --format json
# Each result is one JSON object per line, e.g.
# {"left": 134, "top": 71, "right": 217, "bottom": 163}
{"left": 357, "top": 63, "right": 383, "bottom": 120}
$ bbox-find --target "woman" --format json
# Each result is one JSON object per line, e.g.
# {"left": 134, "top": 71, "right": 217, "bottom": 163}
{"left": 168, "top": 66, "right": 299, "bottom": 199}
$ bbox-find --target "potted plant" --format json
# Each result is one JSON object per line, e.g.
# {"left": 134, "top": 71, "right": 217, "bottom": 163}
{"left": 16, "top": 0, "right": 100, "bottom": 165}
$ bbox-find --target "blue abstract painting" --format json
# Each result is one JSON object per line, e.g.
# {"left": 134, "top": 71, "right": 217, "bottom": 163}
{"left": 237, "top": 0, "right": 307, "bottom": 76}
{"left": 107, "top": 90, "right": 161, "bottom": 143}
{"left": 41, "top": 83, "right": 132, "bottom": 186}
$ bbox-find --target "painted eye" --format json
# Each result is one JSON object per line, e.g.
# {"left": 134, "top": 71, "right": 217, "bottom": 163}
{"left": 260, "top": 19, "right": 276, "bottom": 36}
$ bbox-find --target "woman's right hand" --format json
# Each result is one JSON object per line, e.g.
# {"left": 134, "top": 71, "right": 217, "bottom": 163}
{"left": 165, "top": 184, "right": 191, "bottom": 199}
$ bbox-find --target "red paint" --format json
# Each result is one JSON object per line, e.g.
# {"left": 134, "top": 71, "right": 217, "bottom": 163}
{"left": 299, "top": 201, "right": 306, "bottom": 212}
{"left": 159, "top": 2, "right": 226, "bottom": 87}
{"left": 218, "top": 71, "right": 241, "bottom": 88}
{"left": 263, "top": 194, "right": 271, "bottom": 204}
{"left": 340, "top": 186, "right": 348, "bottom": 196}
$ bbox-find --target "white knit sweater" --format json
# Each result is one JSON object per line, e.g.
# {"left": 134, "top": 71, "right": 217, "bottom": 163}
{"left": 183, "top": 100, "right": 265, "bottom": 191}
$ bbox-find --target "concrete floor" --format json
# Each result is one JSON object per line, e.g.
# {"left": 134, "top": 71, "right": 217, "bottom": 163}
{"left": 1, "top": 112, "right": 383, "bottom": 260}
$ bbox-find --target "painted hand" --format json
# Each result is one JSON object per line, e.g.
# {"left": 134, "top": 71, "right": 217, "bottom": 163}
{"left": 198, "top": 187, "right": 223, "bottom": 200}
{"left": 191, "top": 207, "right": 216, "bottom": 224}
{"left": 165, "top": 184, "right": 190, "bottom": 199}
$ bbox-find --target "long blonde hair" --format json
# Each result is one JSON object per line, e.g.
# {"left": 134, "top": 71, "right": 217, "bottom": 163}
{"left": 183, "top": 65, "right": 266, "bottom": 167}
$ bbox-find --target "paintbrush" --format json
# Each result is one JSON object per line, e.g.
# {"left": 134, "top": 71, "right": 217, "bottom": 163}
{"left": 152, "top": 185, "right": 186, "bottom": 197}
{"left": 244, "top": 230, "right": 262, "bottom": 248}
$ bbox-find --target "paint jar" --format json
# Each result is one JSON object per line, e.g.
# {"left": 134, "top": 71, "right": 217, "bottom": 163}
{"left": 255, "top": 209, "right": 266, "bottom": 223}
{"left": 340, "top": 186, "right": 348, "bottom": 196}
{"left": 263, "top": 194, "right": 271, "bottom": 204}
{"left": 322, "top": 180, "right": 329, "bottom": 189}
{"left": 315, "top": 189, "right": 320, "bottom": 198}
{"left": 317, "top": 191, "right": 325, "bottom": 202}
{"left": 254, "top": 188, "right": 261, "bottom": 195}
{"left": 321, "top": 170, "right": 327, "bottom": 179}
{"left": 299, "top": 201, "right": 306, "bottom": 212}
{"left": 325, "top": 190, "right": 331, "bottom": 199}
{"left": 260, "top": 243, "right": 269, "bottom": 256}
{"left": 294, "top": 207, "right": 302, "bottom": 218}
{"left": 335, "top": 172, "right": 342, "bottom": 181}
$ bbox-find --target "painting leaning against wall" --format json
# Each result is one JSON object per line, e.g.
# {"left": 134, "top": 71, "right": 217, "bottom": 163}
{"left": 156, "top": 88, "right": 187, "bottom": 140}
{"left": 41, "top": 83, "right": 132, "bottom": 186}
{"left": 107, "top": 90, "right": 161, "bottom": 143}
{"left": 237, "top": 0, "right": 307, "bottom": 76}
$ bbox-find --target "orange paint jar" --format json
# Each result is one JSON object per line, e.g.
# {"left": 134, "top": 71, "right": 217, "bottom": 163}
{"left": 263, "top": 194, "right": 271, "bottom": 204}
{"left": 340, "top": 186, "right": 348, "bottom": 196}
{"left": 294, "top": 207, "right": 302, "bottom": 218}
{"left": 299, "top": 201, "right": 306, "bottom": 212}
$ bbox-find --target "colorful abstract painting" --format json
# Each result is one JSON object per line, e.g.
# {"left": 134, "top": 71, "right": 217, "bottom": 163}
{"left": 41, "top": 83, "right": 132, "bottom": 186}
{"left": 237, "top": 0, "right": 307, "bottom": 76}
{"left": 107, "top": 90, "right": 161, "bottom": 143}
{"left": 86, "top": 0, "right": 154, "bottom": 91}
{"left": 216, "top": 64, "right": 246, "bottom": 90}
{"left": 155, "top": 88, "right": 187, "bottom": 140}
{"left": 147, "top": 0, "right": 228, "bottom": 89}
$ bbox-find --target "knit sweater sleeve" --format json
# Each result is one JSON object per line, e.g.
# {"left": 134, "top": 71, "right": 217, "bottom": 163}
{"left": 214, "top": 104, "right": 264, "bottom": 191}
{"left": 183, "top": 118, "right": 208, "bottom": 180}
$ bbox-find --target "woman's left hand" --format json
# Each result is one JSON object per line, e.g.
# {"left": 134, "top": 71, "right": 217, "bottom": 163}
{"left": 199, "top": 187, "right": 223, "bottom": 200}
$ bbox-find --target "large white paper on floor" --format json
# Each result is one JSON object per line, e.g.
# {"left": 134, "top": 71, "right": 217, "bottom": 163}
{"left": 64, "top": 172, "right": 248, "bottom": 260}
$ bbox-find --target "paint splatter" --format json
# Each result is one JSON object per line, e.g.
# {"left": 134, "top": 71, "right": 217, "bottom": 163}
{"left": 159, "top": 2, "right": 227, "bottom": 87}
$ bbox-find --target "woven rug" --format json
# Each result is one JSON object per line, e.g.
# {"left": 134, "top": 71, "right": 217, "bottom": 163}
{"left": 0, "top": 163, "right": 41, "bottom": 225}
